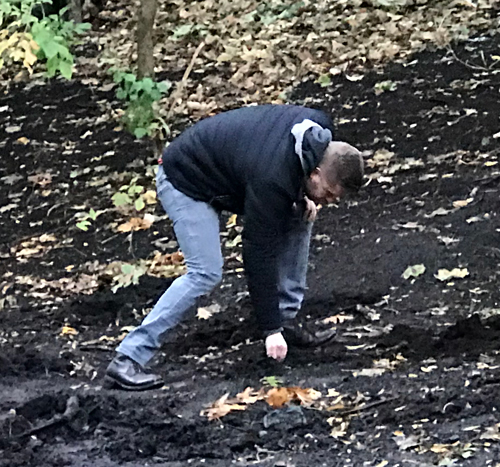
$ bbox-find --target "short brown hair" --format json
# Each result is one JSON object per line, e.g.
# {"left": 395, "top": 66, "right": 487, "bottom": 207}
{"left": 321, "top": 142, "right": 364, "bottom": 192}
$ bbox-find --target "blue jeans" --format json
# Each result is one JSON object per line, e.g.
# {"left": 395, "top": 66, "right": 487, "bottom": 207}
{"left": 117, "top": 166, "right": 312, "bottom": 366}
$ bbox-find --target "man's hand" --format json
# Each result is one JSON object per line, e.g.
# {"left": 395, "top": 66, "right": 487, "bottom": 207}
{"left": 265, "top": 332, "right": 288, "bottom": 361}
{"left": 303, "top": 196, "right": 318, "bottom": 222}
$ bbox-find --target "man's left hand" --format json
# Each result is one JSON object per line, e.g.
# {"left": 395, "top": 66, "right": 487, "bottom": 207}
{"left": 303, "top": 196, "right": 318, "bottom": 222}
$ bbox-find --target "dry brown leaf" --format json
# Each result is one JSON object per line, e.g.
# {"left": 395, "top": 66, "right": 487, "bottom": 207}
{"left": 27, "top": 172, "right": 52, "bottom": 186}
{"left": 236, "top": 387, "right": 266, "bottom": 404}
{"left": 323, "top": 314, "right": 354, "bottom": 324}
{"left": 202, "top": 393, "right": 248, "bottom": 420}
{"left": 117, "top": 214, "right": 154, "bottom": 232}
{"left": 265, "top": 386, "right": 321, "bottom": 408}
{"left": 265, "top": 387, "right": 290, "bottom": 409}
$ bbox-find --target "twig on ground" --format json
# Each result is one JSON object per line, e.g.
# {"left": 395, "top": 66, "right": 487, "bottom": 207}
{"left": 339, "top": 396, "right": 398, "bottom": 415}
{"left": 166, "top": 41, "right": 205, "bottom": 121}
{"left": 447, "top": 45, "right": 489, "bottom": 71}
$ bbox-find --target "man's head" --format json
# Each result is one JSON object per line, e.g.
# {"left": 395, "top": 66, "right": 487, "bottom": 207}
{"left": 304, "top": 141, "right": 364, "bottom": 205}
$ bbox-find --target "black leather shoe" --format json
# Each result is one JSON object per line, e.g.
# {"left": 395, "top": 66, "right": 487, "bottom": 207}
{"left": 104, "top": 353, "right": 164, "bottom": 391}
{"left": 282, "top": 320, "right": 336, "bottom": 348}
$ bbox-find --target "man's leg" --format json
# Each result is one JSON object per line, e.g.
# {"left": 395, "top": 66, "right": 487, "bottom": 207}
{"left": 116, "top": 169, "right": 223, "bottom": 367}
{"left": 277, "top": 218, "right": 313, "bottom": 322}
{"left": 278, "top": 218, "right": 336, "bottom": 347}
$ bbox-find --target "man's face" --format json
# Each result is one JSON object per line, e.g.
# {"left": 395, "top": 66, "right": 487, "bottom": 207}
{"left": 305, "top": 168, "right": 345, "bottom": 205}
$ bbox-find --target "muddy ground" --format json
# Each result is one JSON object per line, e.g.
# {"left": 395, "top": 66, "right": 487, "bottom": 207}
{"left": 1, "top": 32, "right": 500, "bottom": 467}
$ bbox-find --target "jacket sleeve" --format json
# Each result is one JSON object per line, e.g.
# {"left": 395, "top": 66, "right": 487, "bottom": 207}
{"left": 242, "top": 179, "right": 294, "bottom": 332}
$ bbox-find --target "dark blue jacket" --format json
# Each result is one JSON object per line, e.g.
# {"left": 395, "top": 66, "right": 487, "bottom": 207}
{"left": 161, "top": 105, "right": 334, "bottom": 331}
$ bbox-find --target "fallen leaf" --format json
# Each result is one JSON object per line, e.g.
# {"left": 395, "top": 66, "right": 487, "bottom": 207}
{"left": 1, "top": 174, "right": 23, "bottom": 185}
{"left": 39, "top": 234, "right": 57, "bottom": 242}
{"left": 435, "top": 268, "right": 469, "bottom": 281}
{"left": 196, "top": 303, "right": 221, "bottom": 320}
{"left": 402, "top": 264, "right": 426, "bottom": 280}
{"left": 327, "top": 388, "right": 341, "bottom": 398}
{"left": 5, "top": 125, "right": 22, "bottom": 133}
{"left": 480, "top": 423, "right": 500, "bottom": 441}
{"left": 202, "top": 393, "right": 248, "bottom": 420}
{"left": 0, "top": 203, "right": 18, "bottom": 213}
{"left": 426, "top": 207, "right": 452, "bottom": 217}
{"left": 265, "top": 386, "right": 321, "bottom": 409}
{"left": 393, "top": 432, "right": 420, "bottom": 450}
{"left": 266, "top": 387, "right": 292, "bottom": 408}
{"left": 327, "top": 417, "right": 349, "bottom": 438}
{"left": 225, "top": 234, "right": 242, "bottom": 248}
{"left": 453, "top": 198, "right": 473, "bottom": 208}
{"left": 142, "top": 190, "right": 157, "bottom": 204}
{"left": 236, "top": 387, "right": 266, "bottom": 404}
{"left": 353, "top": 368, "right": 387, "bottom": 377}
{"left": 16, "top": 136, "right": 30, "bottom": 145}
{"left": 367, "top": 149, "right": 395, "bottom": 168}
{"left": 117, "top": 215, "right": 154, "bottom": 232}
{"left": 226, "top": 214, "right": 238, "bottom": 228}
{"left": 27, "top": 172, "right": 52, "bottom": 186}
{"left": 323, "top": 314, "right": 354, "bottom": 324}
{"left": 430, "top": 443, "right": 454, "bottom": 454}
{"left": 60, "top": 325, "right": 78, "bottom": 336}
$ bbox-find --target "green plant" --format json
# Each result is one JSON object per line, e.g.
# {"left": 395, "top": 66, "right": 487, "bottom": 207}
{"left": 112, "top": 69, "right": 171, "bottom": 138}
{"left": 76, "top": 207, "right": 98, "bottom": 231}
{"left": 111, "top": 176, "right": 147, "bottom": 211}
{"left": 260, "top": 376, "right": 284, "bottom": 387}
{"left": 111, "top": 261, "right": 149, "bottom": 293}
{"left": 0, "top": 0, "right": 90, "bottom": 78}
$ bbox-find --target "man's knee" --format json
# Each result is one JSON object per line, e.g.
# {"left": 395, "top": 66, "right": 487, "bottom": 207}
{"left": 190, "top": 267, "right": 223, "bottom": 291}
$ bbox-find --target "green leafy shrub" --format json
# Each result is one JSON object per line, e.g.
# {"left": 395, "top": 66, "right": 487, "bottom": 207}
{"left": 112, "top": 69, "right": 171, "bottom": 139}
{"left": 0, "top": 0, "right": 90, "bottom": 78}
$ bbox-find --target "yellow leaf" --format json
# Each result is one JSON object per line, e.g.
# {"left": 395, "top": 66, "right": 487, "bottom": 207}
{"left": 142, "top": 190, "right": 157, "bottom": 204}
{"left": 430, "top": 443, "right": 451, "bottom": 453}
{"left": 226, "top": 214, "right": 238, "bottom": 228}
{"left": 16, "top": 136, "right": 30, "bottom": 145}
{"left": 60, "top": 325, "right": 78, "bottom": 336}
{"left": 435, "top": 268, "right": 469, "bottom": 281}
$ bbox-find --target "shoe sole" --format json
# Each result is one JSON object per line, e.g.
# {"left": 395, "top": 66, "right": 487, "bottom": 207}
{"left": 103, "top": 375, "right": 164, "bottom": 391}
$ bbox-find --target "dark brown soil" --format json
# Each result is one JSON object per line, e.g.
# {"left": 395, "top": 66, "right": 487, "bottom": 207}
{"left": 1, "top": 33, "right": 500, "bottom": 467}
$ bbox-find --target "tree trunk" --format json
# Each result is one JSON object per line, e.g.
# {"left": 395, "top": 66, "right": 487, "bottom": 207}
{"left": 68, "top": 0, "right": 83, "bottom": 23}
{"left": 136, "top": 0, "right": 158, "bottom": 78}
